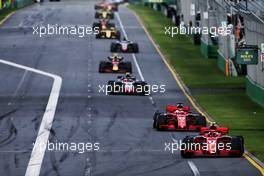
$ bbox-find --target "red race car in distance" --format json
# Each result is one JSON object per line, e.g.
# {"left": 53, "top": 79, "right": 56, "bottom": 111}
{"left": 181, "top": 124, "right": 244, "bottom": 158}
{"left": 94, "top": 1, "right": 118, "bottom": 11}
{"left": 153, "top": 103, "right": 206, "bottom": 131}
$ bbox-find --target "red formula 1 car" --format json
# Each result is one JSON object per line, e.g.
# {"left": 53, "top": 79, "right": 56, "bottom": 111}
{"left": 99, "top": 54, "right": 132, "bottom": 73}
{"left": 181, "top": 124, "right": 244, "bottom": 158}
{"left": 153, "top": 103, "right": 206, "bottom": 131}
{"left": 94, "top": 1, "right": 118, "bottom": 11}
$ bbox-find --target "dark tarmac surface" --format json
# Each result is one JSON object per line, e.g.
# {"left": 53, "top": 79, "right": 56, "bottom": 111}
{"left": 0, "top": 1, "right": 261, "bottom": 175}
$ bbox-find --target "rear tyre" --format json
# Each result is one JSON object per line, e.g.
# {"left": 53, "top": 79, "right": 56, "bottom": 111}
{"left": 230, "top": 136, "right": 244, "bottom": 157}
{"left": 156, "top": 115, "right": 166, "bottom": 131}
{"left": 116, "top": 31, "right": 121, "bottom": 40}
{"left": 110, "top": 13, "right": 114, "bottom": 19}
{"left": 99, "top": 61, "right": 107, "bottom": 73}
{"left": 95, "top": 33, "right": 100, "bottom": 39}
{"left": 133, "top": 43, "right": 139, "bottom": 53}
{"left": 197, "top": 115, "right": 207, "bottom": 127}
{"left": 181, "top": 136, "right": 194, "bottom": 158}
{"left": 110, "top": 43, "right": 117, "bottom": 52}
{"left": 126, "top": 62, "right": 132, "bottom": 73}
{"left": 153, "top": 111, "right": 160, "bottom": 128}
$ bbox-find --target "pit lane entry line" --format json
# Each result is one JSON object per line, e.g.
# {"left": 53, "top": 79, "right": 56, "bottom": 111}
{"left": 0, "top": 59, "right": 62, "bottom": 176}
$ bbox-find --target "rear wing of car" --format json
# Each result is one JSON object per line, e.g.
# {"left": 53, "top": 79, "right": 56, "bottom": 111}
{"left": 200, "top": 127, "right": 229, "bottom": 135}
{"left": 166, "top": 105, "right": 190, "bottom": 112}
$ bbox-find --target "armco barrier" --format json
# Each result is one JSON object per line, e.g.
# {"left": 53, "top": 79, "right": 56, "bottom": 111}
{"left": 14, "top": 0, "right": 34, "bottom": 9}
{"left": 217, "top": 50, "right": 226, "bottom": 74}
{"left": 246, "top": 76, "right": 264, "bottom": 108}
{"left": 200, "top": 38, "right": 218, "bottom": 59}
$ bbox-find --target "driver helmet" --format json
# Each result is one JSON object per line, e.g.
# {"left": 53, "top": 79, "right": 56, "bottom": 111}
{"left": 209, "top": 122, "right": 217, "bottom": 130}
{"left": 125, "top": 72, "right": 131, "bottom": 78}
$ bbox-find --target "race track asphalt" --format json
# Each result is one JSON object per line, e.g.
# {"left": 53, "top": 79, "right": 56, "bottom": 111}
{"left": 0, "top": 0, "right": 261, "bottom": 175}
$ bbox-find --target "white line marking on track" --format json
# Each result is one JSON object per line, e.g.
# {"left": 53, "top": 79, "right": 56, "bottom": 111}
{"left": 115, "top": 12, "right": 155, "bottom": 105}
{"left": 188, "top": 161, "right": 200, "bottom": 176}
{"left": 0, "top": 59, "right": 62, "bottom": 176}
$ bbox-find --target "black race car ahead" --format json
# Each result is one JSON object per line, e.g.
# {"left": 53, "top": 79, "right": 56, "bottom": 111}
{"left": 95, "top": 10, "right": 114, "bottom": 19}
{"left": 107, "top": 74, "right": 148, "bottom": 95}
{"left": 110, "top": 39, "right": 139, "bottom": 53}
{"left": 96, "top": 27, "right": 121, "bottom": 40}
{"left": 99, "top": 54, "right": 132, "bottom": 73}
{"left": 94, "top": 1, "right": 118, "bottom": 11}
{"left": 93, "top": 19, "right": 115, "bottom": 30}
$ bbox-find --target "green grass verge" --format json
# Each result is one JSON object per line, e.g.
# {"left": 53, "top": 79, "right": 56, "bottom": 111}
{"left": 128, "top": 4, "right": 264, "bottom": 161}
{"left": 0, "top": 8, "right": 15, "bottom": 22}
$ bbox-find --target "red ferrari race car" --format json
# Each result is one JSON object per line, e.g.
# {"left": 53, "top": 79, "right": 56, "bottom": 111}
{"left": 181, "top": 124, "right": 244, "bottom": 158}
{"left": 94, "top": 1, "right": 118, "bottom": 11}
{"left": 107, "top": 73, "right": 149, "bottom": 95}
{"left": 93, "top": 19, "right": 115, "bottom": 31}
{"left": 110, "top": 38, "right": 139, "bottom": 53}
{"left": 99, "top": 54, "right": 132, "bottom": 73}
{"left": 153, "top": 103, "right": 206, "bottom": 131}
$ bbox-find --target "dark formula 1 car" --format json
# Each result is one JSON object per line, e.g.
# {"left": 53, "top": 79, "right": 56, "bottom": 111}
{"left": 96, "top": 27, "right": 120, "bottom": 40}
{"left": 95, "top": 10, "right": 114, "bottom": 19}
{"left": 99, "top": 54, "right": 132, "bottom": 73}
{"left": 153, "top": 104, "right": 206, "bottom": 131}
{"left": 107, "top": 74, "right": 149, "bottom": 95}
{"left": 93, "top": 19, "right": 115, "bottom": 30}
{"left": 181, "top": 124, "right": 244, "bottom": 158}
{"left": 94, "top": 1, "right": 118, "bottom": 11}
{"left": 110, "top": 39, "right": 139, "bottom": 53}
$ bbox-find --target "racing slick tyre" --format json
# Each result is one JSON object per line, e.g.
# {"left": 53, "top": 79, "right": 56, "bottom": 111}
{"left": 110, "top": 43, "right": 118, "bottom": 52}
{"left": 98, "top": 61, "right": 108, "bottom": 73}
{"left": 95, "top": 33, "right": 101, "bottom": 39}
{"left": 124, "top": 62, "right": 132, "bottom": 73}
{"left": 181, "top": 136, "right": 194, "bottom": 158}
{"left": 93, "top": 23, "right": 100, "bottom": 30}
{"left": 94, "top": 5, "right": 99, "bottom": 10}
{"left": 132, "top": 43, "right": 139, "bottom": 53}
{"left": 110, "top": 13, "right": 114, "bottom": 19}
{"left": 156, "top": 115, "right": 166, "bottom": 131}
{"left": 230, "top": 136, "right": 244, "bottom": 157}
{"left": 109, "top": 23, "right": 115, "bottom": 28}
{"left": 153, "top": 111, "right": 160, "bottom": 128}
{"left": 95, "top": 13, "right": 99, "bottom": 18}
{"left": 116, "top": 31, "right": 121, "bottom": 40}
{"left": 197, "top": 115, "right": 207, "bottom": 130}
